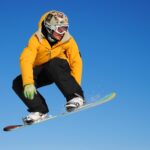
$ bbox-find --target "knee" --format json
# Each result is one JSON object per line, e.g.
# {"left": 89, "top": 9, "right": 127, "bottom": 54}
{"left": 47, "top": 58, "right": 62, "bottom": 69}
{"left": 49, "top": 58, "right": 61, "bottom": 65}
{"left": 46, "top": 58, "right": 70, "bottom": 74}
{"left": 12, "top": 76, "right": 23, "bottom": 91}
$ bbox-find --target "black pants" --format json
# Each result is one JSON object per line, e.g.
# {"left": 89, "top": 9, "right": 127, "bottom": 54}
{"left": 12, "top": 58, "right": 84, "bottom": 113}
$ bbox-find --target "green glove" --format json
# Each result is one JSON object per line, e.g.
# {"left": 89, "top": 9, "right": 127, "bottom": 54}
{"left": 24, "top": 84, "right": 37, "bottom": 100}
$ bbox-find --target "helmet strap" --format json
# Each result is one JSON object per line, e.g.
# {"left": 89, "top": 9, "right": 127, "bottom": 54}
{"left": 42, "top": 22, "right": 58, "bottom": 44}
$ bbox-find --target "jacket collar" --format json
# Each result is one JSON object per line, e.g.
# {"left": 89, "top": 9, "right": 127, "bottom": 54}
{"left": 35, "top": 28, "right": 71, "bottom": 45}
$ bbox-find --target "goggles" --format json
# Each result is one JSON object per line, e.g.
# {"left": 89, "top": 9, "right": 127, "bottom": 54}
{"left": 45, "top": 24, "right": 68, "bottom": 35}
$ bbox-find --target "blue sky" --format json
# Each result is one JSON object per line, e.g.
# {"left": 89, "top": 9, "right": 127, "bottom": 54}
{"left": 0, "top": 0, "right": 150, "bottom": 149}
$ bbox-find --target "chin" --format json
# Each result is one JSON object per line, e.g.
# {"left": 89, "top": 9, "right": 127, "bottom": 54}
{"left": 55, "top": 36, "right": 63, "bottom": 41}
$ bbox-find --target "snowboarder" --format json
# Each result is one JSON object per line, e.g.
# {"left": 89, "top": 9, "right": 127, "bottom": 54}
{"left": 12, "top": 10, "right": 85, "bottom": 124}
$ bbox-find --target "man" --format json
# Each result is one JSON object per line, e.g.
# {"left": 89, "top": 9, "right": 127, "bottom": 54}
{"left": 12, "top": 10, "right": 85, "bottom": 124}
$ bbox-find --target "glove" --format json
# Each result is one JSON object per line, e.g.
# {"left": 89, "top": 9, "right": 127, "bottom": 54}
{"left": 24, "top": 84, "right": 37, "bottom": 100}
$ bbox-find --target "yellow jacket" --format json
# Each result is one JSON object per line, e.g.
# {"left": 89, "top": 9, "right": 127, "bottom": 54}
{"left": 20, "top": 11, "right": 82, "bottom": 86}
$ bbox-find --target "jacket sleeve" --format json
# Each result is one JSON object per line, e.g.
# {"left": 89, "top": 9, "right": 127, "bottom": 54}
{"left": 67, "top": 38, "right": 83, "bottom": 85}
{"left": 20, "top": 35, "right": 39, "bottom": 86}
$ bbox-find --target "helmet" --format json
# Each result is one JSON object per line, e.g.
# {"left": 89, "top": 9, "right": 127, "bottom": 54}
{"left": 44, "top": 10, "right": 69, "bottom": 35}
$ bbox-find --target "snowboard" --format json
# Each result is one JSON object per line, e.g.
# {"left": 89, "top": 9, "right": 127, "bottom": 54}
{"left": 3, "top": 92, "right": 116, "bottom": 132}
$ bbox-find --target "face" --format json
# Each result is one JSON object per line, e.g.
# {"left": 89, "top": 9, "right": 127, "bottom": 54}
{"left": 51, "top": 31, "right": 65, "bottom": 41}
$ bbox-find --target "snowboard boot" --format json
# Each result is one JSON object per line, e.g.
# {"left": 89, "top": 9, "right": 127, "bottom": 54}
{"left": 66, "top": 97, "right": 85, "bottom": 112}
{"left": 23, "top": 112, "right": 49, "bottom": 125}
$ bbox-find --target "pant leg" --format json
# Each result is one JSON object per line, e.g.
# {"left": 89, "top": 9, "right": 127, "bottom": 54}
{"left": 43, "top": 58, "right": 84, "bottom": 101}
{"left": 12, "top": 65, "right": 53, "bottom": 113}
